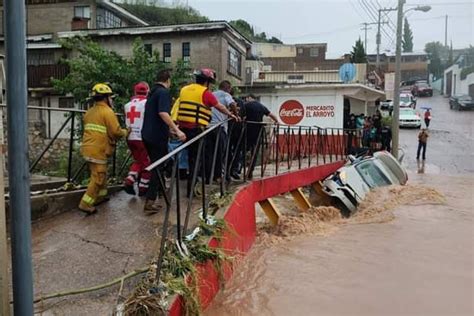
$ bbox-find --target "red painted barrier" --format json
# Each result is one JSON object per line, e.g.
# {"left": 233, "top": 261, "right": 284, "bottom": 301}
{"left": 168, "top": 161, "right": 345, "bottom": 315}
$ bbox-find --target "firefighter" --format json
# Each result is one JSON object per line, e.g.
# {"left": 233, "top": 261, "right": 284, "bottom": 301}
{"left": 79, "top": 83, "right": 128, "bottom": 214}
{"left": 176, "top": 68, "right": 238, "bottom": 193}
{"left": 123, "top": 82, "right": 151, "bottom": 196}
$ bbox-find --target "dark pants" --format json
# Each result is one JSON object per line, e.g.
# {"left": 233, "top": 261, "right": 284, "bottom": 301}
{"left": 425, "top": 118, "right": 430, "bottom": 127}
{"left": 381, "top": 137, "right": 391, "bottom": 152}
{"left": 205, "top": 127, "right": 228, "bottom": 183}
{"left": 228, "top": 122, "right": 244, "bottom": 175}
{"left": 417, "top": 141, "right": 427, "bottom": 160}
{"left": 181, "top": 127, "right": 204, "bottom": 192}
{"left": 144, "top": 140, "right": 168, "bottom": 201}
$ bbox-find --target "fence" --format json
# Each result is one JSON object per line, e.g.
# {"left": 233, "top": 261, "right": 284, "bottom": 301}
{"left": 1, "top": 105, "right": 366, "bottom": 300}
{"left": 143, "top": 119, "right": 363, "bottom": 282}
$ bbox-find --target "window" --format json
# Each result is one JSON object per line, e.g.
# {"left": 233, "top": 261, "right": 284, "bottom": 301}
{"left": 58, "top": 97, "right": 74, "bottom": 109}
{"left": 310, "top": 47, "right": 319, "bottom": 57}
{"left": 227, "top": 45, "right": 241, "bottom": 77}
{"left": 27, "top": 50, "right": 55, "bottom": 66}
{"left": 355, "top": 161, "right": 391, "bottom": 188}
{"left": 74, "top": 6, "right": 90, "bottom": 19}
{"left": 144, "top": 44, "right": 152, "bottom": 56}
{"left": 297, "top": 48, "right": 304, "bottom": 55}
{"left": 163, "top": 43, "right": 171, "bottom": 63}
{"left": 96, "top": 8, "right": 122, "bottom": 29}
{"left": 182, "top": 42, "right": 190, "bottom": 62}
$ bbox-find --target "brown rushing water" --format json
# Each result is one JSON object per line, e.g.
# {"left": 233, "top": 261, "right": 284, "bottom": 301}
{"left": 205, "top": 174, "right": 474, "bottom": 316}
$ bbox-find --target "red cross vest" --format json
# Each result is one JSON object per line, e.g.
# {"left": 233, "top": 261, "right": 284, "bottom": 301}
{"left": 124, "top": 96, "right": 147, "bottom": 141}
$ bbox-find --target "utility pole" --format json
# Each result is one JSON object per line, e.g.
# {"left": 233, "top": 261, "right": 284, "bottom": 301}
{"left": 376, "top": 7, "right": 397, "bottom": 69}
{"left": 0, "top": 109, "right": 9, "bottom": 316}
{"left": 5, "top": 0, "right": 34, "bottom": 315}
{"left": 445, "top": 15, "right": 448, "bottom": 47}
{"left": 392, "top": 0, "right": 405, "bottom": 159}
{"left": 361, "top": 22, "right": 378, "bottom": 53}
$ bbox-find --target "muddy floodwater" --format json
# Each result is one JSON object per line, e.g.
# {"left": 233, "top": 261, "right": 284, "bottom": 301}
{"left": 206, "top": 174, "right": 473, "bottom": 316}
{"left": 205, "top": 93, "right": 474, "bottom": 316}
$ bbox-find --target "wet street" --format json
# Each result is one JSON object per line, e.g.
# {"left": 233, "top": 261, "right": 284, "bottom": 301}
{"left": 206, "top": 93, "right": 474, "bottom": 316}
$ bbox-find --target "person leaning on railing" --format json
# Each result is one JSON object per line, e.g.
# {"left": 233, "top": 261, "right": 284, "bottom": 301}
{"left": 79, "top": 83, "right": 129, "bottom": 214}
{"left": 176, "top": 68, "right": 239, "bottom": 193}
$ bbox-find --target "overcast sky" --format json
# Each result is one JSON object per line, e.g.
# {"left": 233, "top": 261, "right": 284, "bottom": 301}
{"left": 186, "top": 0, "right": 473, "bottom": 58}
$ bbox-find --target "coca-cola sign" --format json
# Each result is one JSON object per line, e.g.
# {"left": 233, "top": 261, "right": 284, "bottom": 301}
{"left": 279, "top": 100, "right": 304, "bottom": 125}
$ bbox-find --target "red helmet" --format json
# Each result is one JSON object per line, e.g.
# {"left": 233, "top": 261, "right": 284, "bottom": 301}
{"left": 134, "top": 81, "right": 150, "bottom": 96}
{"left": 193, "top": 68, "right": 216, "bottom": 83}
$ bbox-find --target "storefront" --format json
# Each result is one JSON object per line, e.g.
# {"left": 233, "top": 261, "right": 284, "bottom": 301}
{"left": 253, "top": 83, "right": 385, "bottom": 128}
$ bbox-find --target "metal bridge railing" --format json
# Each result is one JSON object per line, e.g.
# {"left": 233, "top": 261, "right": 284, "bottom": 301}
{"left": 144, "top": 119, "right": 364, "bottom": 282}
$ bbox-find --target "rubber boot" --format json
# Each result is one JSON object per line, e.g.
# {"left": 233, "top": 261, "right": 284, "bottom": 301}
{"left": 78, "top": 201, "right": 97, "bottom": 215}
{"left": 143, "top": 199, "right": 162, "bottom": 215}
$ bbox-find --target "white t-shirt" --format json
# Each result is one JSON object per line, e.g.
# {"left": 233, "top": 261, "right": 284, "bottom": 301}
{"left": 124, "top": 97, "right": 147, "bottom": 141}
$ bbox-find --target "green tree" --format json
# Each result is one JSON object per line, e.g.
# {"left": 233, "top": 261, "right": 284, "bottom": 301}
{"left": 229, "top": 19, "right": 254, "bottom": 40}
{"left": 402, "top": 17, "right": 414, "bottom": 53}
{"left": 350, "top": 38, "right": 367, "bottom": 63}
{"left": 268, "top": 36, "right": 283, "bottom": 44}
{"left": 53, "top": 37, "right": 190, "bottom": 111}
{"left": 424, "top": 41, "right": 446, "bottom": 79}
{"left": 121, "top": 2, "right": 208, "bottom": 25}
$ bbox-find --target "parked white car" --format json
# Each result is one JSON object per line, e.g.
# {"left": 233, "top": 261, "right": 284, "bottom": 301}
{"left": 399, "top": 108, "right": 421, "bottom": 128}
{"left": 321, "top": 151, "right": 408, "bottom": 217}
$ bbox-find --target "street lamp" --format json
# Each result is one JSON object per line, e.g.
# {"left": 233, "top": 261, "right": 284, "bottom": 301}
{"left": 391, "top": 1, "right": 431, "bottom": 159}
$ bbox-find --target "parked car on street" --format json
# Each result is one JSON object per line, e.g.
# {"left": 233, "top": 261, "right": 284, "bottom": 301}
{"left": 412, "top": 81, "right": 433, "bottom": 97}
{"left": 449, "top": 95, "right": 474, "bottom": 111}
{"left": 400, "top": 93, "right": 417, "bottom": 108}
{"left": 399, "top": 108, "right": 421, "bottom": 128}
{"left": 321, "top": 151, "right": 408, "bottom": 217}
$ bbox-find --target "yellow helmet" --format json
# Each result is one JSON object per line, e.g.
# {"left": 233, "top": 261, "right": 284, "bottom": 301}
{"left": 91, "top": 83, "right": 113, "bottom": 96}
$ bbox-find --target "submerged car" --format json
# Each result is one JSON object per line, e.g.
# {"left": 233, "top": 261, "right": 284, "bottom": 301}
{"left": 449, "top": 95, "right": 474, "bottom": 111}
{"left": 321, "top": 151, "right": 408, "bottom": 217}
{"left": 399, "top": 108, "right": 421, "bottom": 128}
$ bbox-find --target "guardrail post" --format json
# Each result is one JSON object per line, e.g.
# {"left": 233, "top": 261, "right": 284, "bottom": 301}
{"left": 290, "top": 188, "right": 312, "bottom": 212}
{"left": 67, "top": 112, "right": 75, "bottom": 182}
{"left": 258, "top": 198, "right": 281, "bottom": 226}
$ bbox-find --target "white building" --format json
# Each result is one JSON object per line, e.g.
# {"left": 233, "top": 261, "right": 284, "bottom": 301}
{"left": 444, "top": 61, "right": 474, "bottom": 97}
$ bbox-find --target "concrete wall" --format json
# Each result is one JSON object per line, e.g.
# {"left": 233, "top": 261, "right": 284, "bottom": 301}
{"left": 0, "top": 0, "right": 97, "bottom": 35}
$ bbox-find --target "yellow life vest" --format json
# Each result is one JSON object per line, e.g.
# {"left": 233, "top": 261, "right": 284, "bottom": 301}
{"left": 171, "top": 98, "right": 180, "bottom": 121}
{"left": 177, "top": 83, "right": 212, "bottom": 127}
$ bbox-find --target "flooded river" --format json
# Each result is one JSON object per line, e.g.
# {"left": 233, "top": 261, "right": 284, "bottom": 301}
{"left": 205, "top": 92, "right": 474, "bottom": 316}
{"left": 206, "top": 174, "right": 473, "bottom": 315}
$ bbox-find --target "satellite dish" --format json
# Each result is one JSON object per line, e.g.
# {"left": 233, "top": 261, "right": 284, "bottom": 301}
{"left": 339, "top": 63, "right": 356, "bottom": 83}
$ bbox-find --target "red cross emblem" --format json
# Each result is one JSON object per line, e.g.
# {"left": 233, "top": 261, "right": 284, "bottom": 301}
{"left": 127, "top": 105, "right": 141, "bottom": 124}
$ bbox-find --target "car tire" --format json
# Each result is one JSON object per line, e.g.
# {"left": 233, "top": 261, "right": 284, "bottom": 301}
{"left": 333, "top": 198, "right": 351, "bottom": 218}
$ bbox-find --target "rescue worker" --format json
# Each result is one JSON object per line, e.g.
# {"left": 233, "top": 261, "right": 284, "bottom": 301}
{"left": 79, "top": 83, "right": 128, "bottom": 214}
{"left": 176, "top": 69, "right": 238, "bottom": 193}
{"left": 123, "top": 82, "right": 151, "bottom": 196}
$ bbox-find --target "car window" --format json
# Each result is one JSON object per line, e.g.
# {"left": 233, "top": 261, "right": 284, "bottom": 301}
{"left": 400, "top": 95, "right": 411, "bottom": 103}
{"left": 355, "top": 161, "right": 391, "bottom": 188}
{"left": 458, "top": 95, "right": 472, "bottom": 101}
